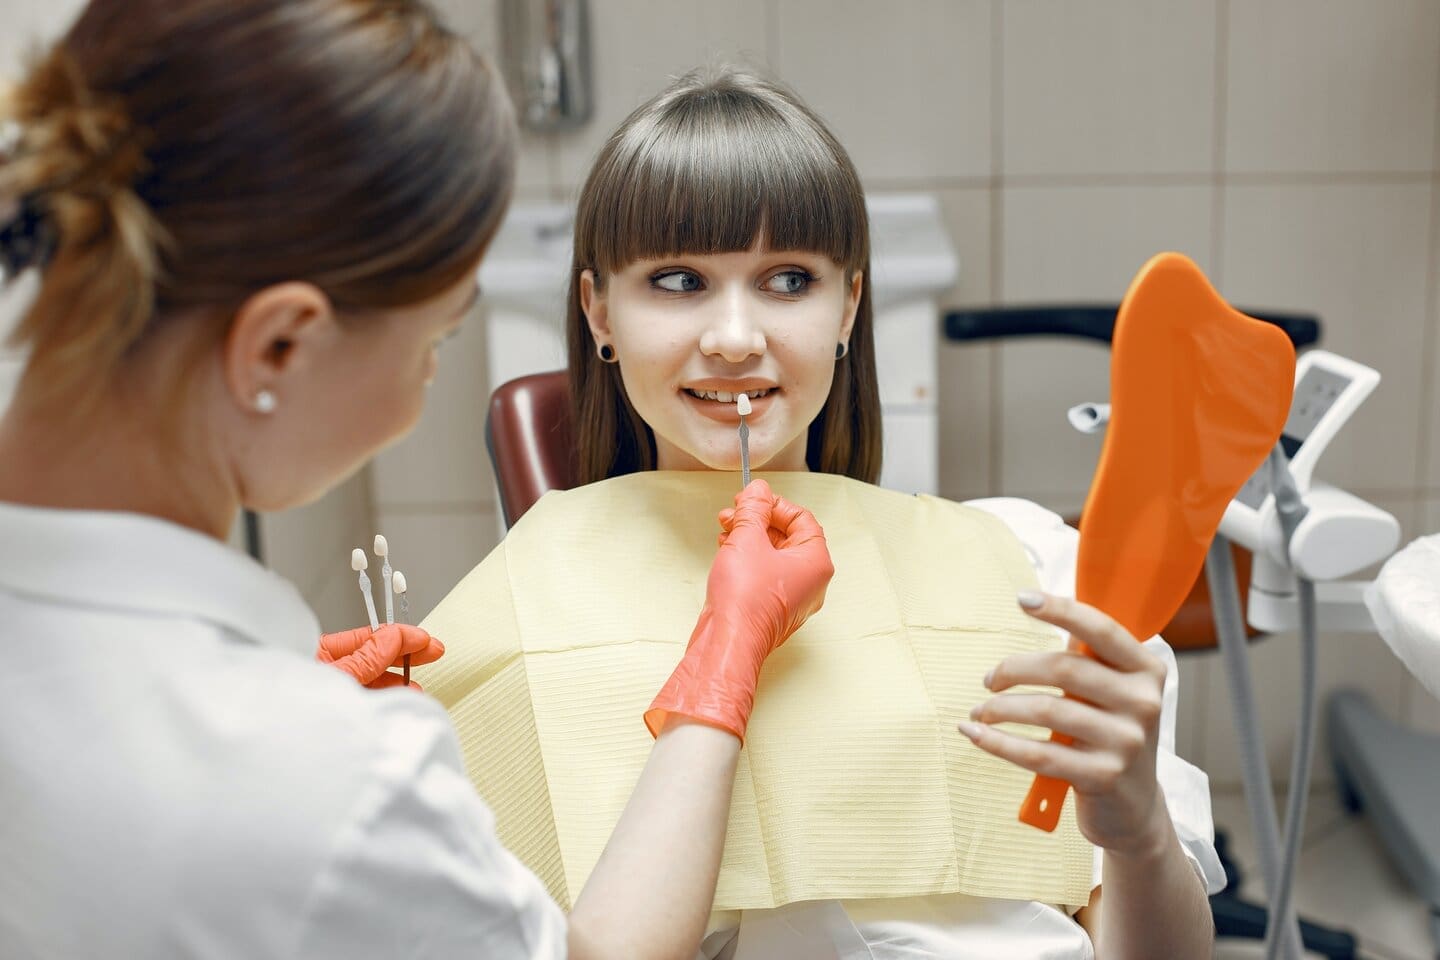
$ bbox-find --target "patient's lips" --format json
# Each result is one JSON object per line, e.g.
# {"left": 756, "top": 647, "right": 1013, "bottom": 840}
{"left": 681, "top": 378, "right": 778, "bottom": 421}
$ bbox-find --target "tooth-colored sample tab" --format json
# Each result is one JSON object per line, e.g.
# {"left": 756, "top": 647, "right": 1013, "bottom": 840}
{"left": 393, "top": 570, "right": 408, "bottom": 595}
{"left": 736, "top": 393, "right": 752, "bottom": 416}
{"left": 374, "top": 534, "right": 389, "bottom": 557}
{"left": 350, "top": 548, "right": 368, "bottom": 571}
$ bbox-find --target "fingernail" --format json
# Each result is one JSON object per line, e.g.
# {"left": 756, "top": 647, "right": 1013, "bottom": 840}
{"left": 1017, "top": 590, "right": 1045, "bottom": 610}
{"left": 983, "top": 668, "right": 994, "bottom": 689}
{"left": 957, "top": 720, "right": 984, "bottom": 740}
{"left": 968, "top": 704, "right": 982, "bottom": 721}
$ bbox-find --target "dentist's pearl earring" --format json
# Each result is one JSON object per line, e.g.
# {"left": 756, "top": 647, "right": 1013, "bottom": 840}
{"left": 598, "top": 343, "right": 618, "bottom": 363}
{"left": 835, "top": 342, "right": 849, "bottom": 360}
{"left": 253, "top": 390, "right": 277, "bottom": 414}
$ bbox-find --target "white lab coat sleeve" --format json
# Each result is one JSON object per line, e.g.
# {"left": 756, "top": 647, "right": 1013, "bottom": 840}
{"left": 963, "top": 498, "right": 1227, "bottom": 896}
{"left": 292, "top": 694, "right": 567, "bottom": 959}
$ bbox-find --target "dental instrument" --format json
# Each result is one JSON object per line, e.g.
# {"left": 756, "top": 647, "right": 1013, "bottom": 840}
{"left": 375, "top": 534, "right": 394, "bottom": 625}
{"left": 737, "top": 392, "right": 751, "bottom": 486}
{"left": 394, "top": 570, "right": 411, "bottom": 684}
{"left": 352, "top": 548, "right": 380, "bottom": 631}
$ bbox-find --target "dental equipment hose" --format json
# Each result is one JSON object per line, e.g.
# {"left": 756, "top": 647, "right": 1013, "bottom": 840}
{"left": 1206, "top": 445, "right": 1315, "bottom": 960}
{"left": 1263, "top": 447, "right": 1316, "bottom": 960}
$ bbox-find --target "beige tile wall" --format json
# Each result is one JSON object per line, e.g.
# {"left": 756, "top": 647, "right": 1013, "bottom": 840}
{"left": 5, "top": 0, "right": 1440, "bottom": 786}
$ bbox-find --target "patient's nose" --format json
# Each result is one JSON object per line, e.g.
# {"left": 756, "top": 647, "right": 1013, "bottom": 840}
{"left": 698, "top": 286, "right": 766, "bottom": 362}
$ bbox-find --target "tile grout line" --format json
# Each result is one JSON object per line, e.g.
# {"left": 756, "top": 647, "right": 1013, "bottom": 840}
{"left": 1209, "top": 0, "right": 1229, "bottom": 289}
{"left": 763, "top": 0, "right": 780, "bottom": 73}
{"left": 1408, "top": 9, "right": 1440, "bottom": 502}
{"left": 987, "top": 0, "right": 1004, "bottom": 496}
{"left": 865, "top": 171, "right": 1435, "bottom": 192}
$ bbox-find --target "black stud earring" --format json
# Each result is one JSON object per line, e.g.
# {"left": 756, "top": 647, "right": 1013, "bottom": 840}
{"left": 598, "top": 343, "right": 618, "bottom": 363}
{"left": 835, "top": 342, "right": 848, "bottom": 360}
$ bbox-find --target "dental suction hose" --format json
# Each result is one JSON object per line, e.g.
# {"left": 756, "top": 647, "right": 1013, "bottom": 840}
{"left": 1208, "top": 535, "right": 1304, "bottom": 960}
{"left": 1209, "top": 444, "right": 1317, "bottom": 960}
{"left": 1261, "top": 447, "right": 1316, "bottom": 960}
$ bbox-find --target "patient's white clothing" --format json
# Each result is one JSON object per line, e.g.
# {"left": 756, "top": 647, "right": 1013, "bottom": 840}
{"left": 697, "top": 497, "right": 1224, "bottom": 960}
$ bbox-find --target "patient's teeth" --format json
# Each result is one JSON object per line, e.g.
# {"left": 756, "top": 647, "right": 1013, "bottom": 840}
{"left": 717, "top": 390, "right": 733, "bottom": 403}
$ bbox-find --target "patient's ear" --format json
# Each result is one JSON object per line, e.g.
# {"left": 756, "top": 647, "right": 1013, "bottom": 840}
{"left": 840, "top": 270, "right": 863, "bottom": 341}
{"left": 580, "top": 269, "right": 611, "bottom": 341}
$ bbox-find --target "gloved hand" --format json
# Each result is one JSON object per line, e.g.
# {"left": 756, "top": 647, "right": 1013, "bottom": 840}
{"left": 318, "top": 624, "right": 445, "bottom": 690}
{"left": 645, "top": 479, "right": 835, "bottom": 743}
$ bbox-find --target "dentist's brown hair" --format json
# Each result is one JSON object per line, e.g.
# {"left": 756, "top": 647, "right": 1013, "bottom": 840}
{"left": 565, "top": 66, "right": 882, "bottom": 485}
{"left": 0, "top": 0, "right": 515, "bottom": 411}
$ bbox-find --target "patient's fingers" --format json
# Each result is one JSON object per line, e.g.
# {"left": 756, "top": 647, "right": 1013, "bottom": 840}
{"left": 955, "top": 721, "right": 1102, "bottom": 790}
{"left": 985, "top": 650, "right": 1149, "bottom": 714}
{"left": 969, "top": 692, "right": 1131, "bottom": 749}
{"left": 1017, "top": 592, "right": 1155, "bottom": 674}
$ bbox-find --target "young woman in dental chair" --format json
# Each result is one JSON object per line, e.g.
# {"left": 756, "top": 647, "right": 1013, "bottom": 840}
{"left": 421, "top": 67, "right": 1221, "bottom": 959}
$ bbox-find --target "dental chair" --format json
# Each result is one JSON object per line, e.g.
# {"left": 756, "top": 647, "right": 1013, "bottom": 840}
{"left": 485, "top": 369, "right": 575, "bottom": 528}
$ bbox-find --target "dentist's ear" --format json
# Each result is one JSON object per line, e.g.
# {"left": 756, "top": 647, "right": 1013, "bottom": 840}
{"left": 223, "top": 281, "right": 338, "bottom": 415}
{"left": 580, "top": 269, "right": 612, "bottom": 343}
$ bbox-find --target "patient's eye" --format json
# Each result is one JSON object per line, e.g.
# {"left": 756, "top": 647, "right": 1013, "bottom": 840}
{"left": 763, "top": 270, "right": 815, "bottom": 295}
{"left": 652, "top": 270, "right": 703, "bottom": 293}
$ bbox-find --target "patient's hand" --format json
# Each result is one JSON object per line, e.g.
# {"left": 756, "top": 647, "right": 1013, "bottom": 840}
{"left": 960, "top": 593, "right": 1171, "bottom": 858}
{"left": 318, "top": 624, "right": 446, "bottom": 691}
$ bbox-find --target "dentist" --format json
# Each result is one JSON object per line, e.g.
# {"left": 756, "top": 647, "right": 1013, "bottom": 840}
{"left": 0, "top": 2, "right": 833, "bottom": 958}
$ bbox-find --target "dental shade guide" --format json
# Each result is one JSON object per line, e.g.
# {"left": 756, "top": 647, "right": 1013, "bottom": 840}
{"left": 737, "top": 392, "right": 752, "bottom": 487}
{"left": 375, "top": 534, "right": 393, "bottom": 625}
{"left": 351, "top": 548, "right": 380, "bottom": 631}
{"left": 393, "top": 570, "right": 411, "bottom": 684}
{"left": 1019, "top": 253, "right": 1295, "bottom": 833}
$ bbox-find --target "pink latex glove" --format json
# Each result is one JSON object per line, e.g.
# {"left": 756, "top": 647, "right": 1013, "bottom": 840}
{"left": 318, "top": 624, "right": 445, "bottom": 690}
{"left": 645, "top": 479, "right": 835, "bottom": 743}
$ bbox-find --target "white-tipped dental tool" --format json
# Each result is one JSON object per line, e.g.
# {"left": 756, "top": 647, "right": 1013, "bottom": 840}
{"left": 393, "top": 571, "right": 411, "bottom": 684}
{"left": 393, "top": 570, "right": 410, "bottom": 620}
{"left": 388, "top": 569, "right": 411, "bottom": 682}
{"left": 736, "top": 392, "right": 752, "bottom": 487}
{"left": 374, "top": 534, "right": 393, "bottom": 625}
{"left": 351, "top": 548, "right": 380, "bottom": 632}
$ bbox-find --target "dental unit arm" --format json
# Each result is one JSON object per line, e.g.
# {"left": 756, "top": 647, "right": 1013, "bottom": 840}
{"left": 1220, "top": 352, "right": 1398, "bottom": 631}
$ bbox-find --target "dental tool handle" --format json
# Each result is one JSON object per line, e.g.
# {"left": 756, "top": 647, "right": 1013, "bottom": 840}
{"left": 382, "top": 559, "right": 394, "bottom": 625}
{"left": 739, "top": 420, "right": 751, "bottom": 488}
{"left": 357, "top": 571, "right": 380, "bottom": 632}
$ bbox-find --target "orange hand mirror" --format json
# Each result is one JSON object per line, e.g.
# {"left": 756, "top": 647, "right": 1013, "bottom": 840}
{"left": 1019, "top": 253, "right": 1296, "bottom": 832}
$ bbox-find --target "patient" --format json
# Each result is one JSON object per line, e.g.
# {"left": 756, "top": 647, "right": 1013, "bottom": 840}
{"left": 422, "top": 67, "right": 1222, "bottom": 959}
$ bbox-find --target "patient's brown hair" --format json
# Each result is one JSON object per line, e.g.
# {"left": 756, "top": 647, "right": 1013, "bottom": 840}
{"left": 0, "top": 0, "right": 515, "bottom": 410}
{"left": 566, "top": 67, "right": 882, "bottom": 485}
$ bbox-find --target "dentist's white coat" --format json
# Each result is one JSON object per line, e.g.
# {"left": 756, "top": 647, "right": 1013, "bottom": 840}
{"left": 0, "top": 501, "right": 566, "bottom": 959}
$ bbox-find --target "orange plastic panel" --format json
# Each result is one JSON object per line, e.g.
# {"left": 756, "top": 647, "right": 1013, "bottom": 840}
{"left": 1019, "top": 253, "right": 1295, "bottom": 832}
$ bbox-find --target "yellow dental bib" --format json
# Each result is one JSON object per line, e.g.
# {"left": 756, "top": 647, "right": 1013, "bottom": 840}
{"left": 420, "top": 472, "right": 1095, "bottom": 910}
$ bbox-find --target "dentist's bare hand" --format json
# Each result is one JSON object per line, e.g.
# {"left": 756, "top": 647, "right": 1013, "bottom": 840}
{"left": 960, "top": 592, "right": 1173, "bottom": 858}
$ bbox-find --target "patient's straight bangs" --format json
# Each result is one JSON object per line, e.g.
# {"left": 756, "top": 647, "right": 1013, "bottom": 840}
{"left": 580, "top": 82, "right": 869, "bottom": 276}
